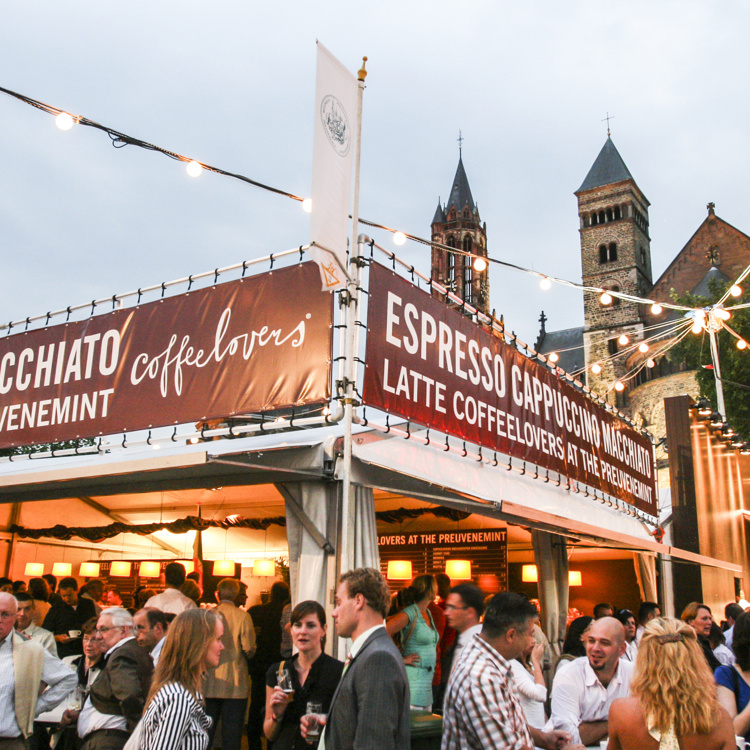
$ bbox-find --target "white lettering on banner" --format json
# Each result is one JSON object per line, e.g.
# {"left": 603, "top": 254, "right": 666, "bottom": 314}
{"left": 130, "top": 307, "right": 308, "bottom": 397}
{"left": 0, "top": 389, "right": 115, "bottom": 432}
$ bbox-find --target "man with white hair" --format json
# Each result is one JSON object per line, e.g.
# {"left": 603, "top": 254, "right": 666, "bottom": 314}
{"left": 0, "top": 591, "right": 76, "bottom": 749}
{"left": 71, "top": 607, "right": 153, "bottom": 750}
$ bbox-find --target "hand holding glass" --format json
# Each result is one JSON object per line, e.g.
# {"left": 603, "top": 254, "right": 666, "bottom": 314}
{"left": 277, "top": 668, "right": 294, "bottom": 697}
{"left": 305, "top": 702, "right": 324, "bottom": 743}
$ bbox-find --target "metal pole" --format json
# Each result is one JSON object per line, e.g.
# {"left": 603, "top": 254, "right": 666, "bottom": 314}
{"left": 708, "top": 326, "right": 727, "bottom": 419}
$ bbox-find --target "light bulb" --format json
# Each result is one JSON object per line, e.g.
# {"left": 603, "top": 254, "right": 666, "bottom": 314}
{"left": 715, "top": 307, "right": 731, "bottom": 321}
{"left": 473, "top": 257, "right": 487, "bottom": 272}
{"left": 618, "top": 334, "right": 629, "bottom": 346}
{"left": 692, "top": 320, "right": 704, "bottom": 334}
{"left": 731, "top": 285, "right": 743, "bottom": 297}
{"left": 549, "top": 352, "right": 559, "bottom": 363}
{"left": 540, "top": 277, "right": 552, "bottom": 291}
{"left": 651, "top": 303, "right": 663, "bottom": 315}
{"left": 302, "top": 198, "right": 313, "bottom": 213}
{"left": 186, "top": 160, "right": 202, "bottom": 177}
{"left": 56, "top": 113, "right": 74, "bottom": 131}
{"left": 646, "top": 358, "right": 655, "bottom": 368}
{"left": 591, "top": 363, "right": 602, "bottom": 374}
{"left": 638, "top": 343, "right": 649, "bottom": 353}
{"left": 614, "top": 381, "right": 625, "bottom": 392}
{"left": 393, "top": 231, "right": 407, "bottom": 246}
{"left": 600, "top": 292, "right": 613, "bottom": 305}
{"left": 738, "top": 339, "right": 748, "bottom": 350}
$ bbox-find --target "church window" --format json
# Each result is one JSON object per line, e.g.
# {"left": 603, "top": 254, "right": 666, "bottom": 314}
{"left": 610, "top": 284, "right": 621, "bottom": 306}
{"left": 599, "top": 245, "right": 608, "bottom": 263}
{"left": 606, "top": 208, "right": 613, "bottom": 222}
{"left": 608, "top": 243, "right": 618, "bottom": 262}
{"left": 640, "top": 246, "right": 647, "bottom": 266}
{"left": 598, "top": 210, "right": 605, "bottom": 224}
{"left": 447, "top": 253, "right": 456, "bottom": 284}
{"left": 447, "top": 235, "right": 457, "bottom": 248}
{"left": 463, "top": 235, "right": 473, "bottom": 254}
{"left": 608, "top": 338, "right": 618, "bottom": 355}
{"left": 462, "top": 208, "right": 471, "bottom": 220}
{"left": 591, "top": 213, "right": 598, "bottom": 226}
{"left": 464, "top": 255, "right": 473, "bottom": 304}
{"left": 599, "top": 243, "right": 617, "bottom": 264}
{"left": 614, "top": 206, "right": 621, "bottom": 220}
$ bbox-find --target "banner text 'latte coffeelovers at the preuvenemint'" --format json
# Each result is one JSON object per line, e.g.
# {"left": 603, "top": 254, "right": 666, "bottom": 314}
{"left": 0, "top": 263, "right": 333, "bottom": 449}
{"left": 363, "top": 263, "right": 656, "bottom": 515}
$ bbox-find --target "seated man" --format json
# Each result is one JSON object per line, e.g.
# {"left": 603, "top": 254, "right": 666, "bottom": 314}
{"left": 547, "top": 616, "right": 633, "bottom": 746}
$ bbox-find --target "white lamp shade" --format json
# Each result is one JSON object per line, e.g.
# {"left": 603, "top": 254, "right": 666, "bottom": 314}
{"left": 213, "top": 560, "right": 236, "bottom": 576}
{"left": 139, "top": 561, "right": 161, "bottom": 578}
{"left": 568, "top": 571, "right": 583, "bottom": 587}
{"left": 176, "top": 560, "right": 195, "bottom": 575}
{"left": 386, "top": 560, "right": 413, "bottom": 580}
{"left": 24, "top": 562, "right": 44, "bottom": 576}
{"left": 445, "top": 560, "right": 472, "bottom": 580}
{"left": 110, "top": 561, "right": 132, "bottom": 577}
{"left": 52, "top": 562, "right": 72, "bottom": 577}
{"left": 522, "top": 565, "right": 539, "bottom": 582}
{"left": 253, "top": 559, "right": 276, "bottom": 577}
{"left": 79, "top": 562, "right": 101, "bottom": 577}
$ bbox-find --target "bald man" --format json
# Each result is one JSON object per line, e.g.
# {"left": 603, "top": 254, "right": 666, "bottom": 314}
{"left": 547, "top": 616, "right": 633, "bottom": 746}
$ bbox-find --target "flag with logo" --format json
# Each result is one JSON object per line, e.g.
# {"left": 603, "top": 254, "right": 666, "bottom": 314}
{"left": 309, "top": 42, "right": 359, "bottom": 291}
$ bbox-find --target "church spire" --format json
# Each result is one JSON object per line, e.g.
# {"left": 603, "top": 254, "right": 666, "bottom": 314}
{"left": 577, "top": 136, "right": 634, "bottom": 194}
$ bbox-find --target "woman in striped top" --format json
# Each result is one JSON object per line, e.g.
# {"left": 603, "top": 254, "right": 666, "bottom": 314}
{"left": 140, "top": 608, "right": 225, "bottom": 750}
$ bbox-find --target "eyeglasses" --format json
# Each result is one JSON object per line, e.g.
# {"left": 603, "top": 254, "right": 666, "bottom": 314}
{"left": 95, "top": 625, "right": 122, "bottom": 634}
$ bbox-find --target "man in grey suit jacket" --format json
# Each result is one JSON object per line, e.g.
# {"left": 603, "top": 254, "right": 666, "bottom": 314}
{"left": 305, "top": 567, "right": 410, "bottom": 750}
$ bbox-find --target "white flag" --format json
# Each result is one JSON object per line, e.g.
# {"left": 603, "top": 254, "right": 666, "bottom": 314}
{"left": 309, "top": 42, "right": 359, "bottom": 291}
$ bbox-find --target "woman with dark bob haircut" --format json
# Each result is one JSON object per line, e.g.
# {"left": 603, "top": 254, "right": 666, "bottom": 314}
{"left": 264, "top": 601, "right": 344, "bottom": 749}
{"left": 716, "top": 610, "right": 750, "bottom": 742}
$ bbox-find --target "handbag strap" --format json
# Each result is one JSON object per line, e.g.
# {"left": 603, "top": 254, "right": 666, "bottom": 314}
{"left": 400, "top": 610, "right": 419, "bottom": 654}
{"left": 277, "top": 660, "right": 286, "bottom": 681}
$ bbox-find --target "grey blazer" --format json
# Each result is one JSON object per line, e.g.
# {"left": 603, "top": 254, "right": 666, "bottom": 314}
{"left": 325, "top": 627, "right": 410, "bottom": 750}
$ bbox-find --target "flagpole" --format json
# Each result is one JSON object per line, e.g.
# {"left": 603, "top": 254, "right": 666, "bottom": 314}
{"left": 339, "top": 57, "right": 367, "bottom": 585}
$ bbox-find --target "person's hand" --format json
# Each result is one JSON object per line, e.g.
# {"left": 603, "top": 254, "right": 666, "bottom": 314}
{"left": 530, "top": 641, "right": 545, "bottom": 666}
{"left": 54, "top": 634, "right": 71, "bottom": 644}
{"left": 60, "top": 709, "right": 79, "bottom": 727}
{"left": 403, "top": 652, "right": 420, "bottom": 666}
{"left": 535, "top": 729, "right": 572, "bottom": 749}
{"left": 269, "top": 687, "right": 292, "bottom": 720}
{"left": 300, "top": 713, "right": 326, "bottom": 739}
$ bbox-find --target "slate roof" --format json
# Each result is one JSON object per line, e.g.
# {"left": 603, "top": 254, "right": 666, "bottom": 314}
{"left": 577, "top": 137, "right": 634, "bottom": 193}
{"left": 691, "top": 265, "right": 731, "bottom": 299}
{"left": 446, "top": 156, "right": 475, "bottom": 212}
{"left": 535, "top": 325, "right": 586, "bottom": 376}
{"left": 432, "top": 199, "right": 446, "bottom": 225}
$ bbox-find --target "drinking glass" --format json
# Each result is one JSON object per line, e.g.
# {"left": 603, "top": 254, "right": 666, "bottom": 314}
{"left": 305, "top": 702, "right": 324, "bottom": 743}
{"left": 277, "top": 667, "right": 294, "bottom": 696}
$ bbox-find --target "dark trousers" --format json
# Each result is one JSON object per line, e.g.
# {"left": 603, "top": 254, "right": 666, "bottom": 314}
{"left": 0, "top": 738, "right": 29, "bottom": 750}
{"left": 205, "top": 697, "right": 247, "bottom": 750}
{"left": 78, "top": 729, "right": 129, "bottom": 750}
{"left": 247, "top": 669, "right": 268, "bottom": 750}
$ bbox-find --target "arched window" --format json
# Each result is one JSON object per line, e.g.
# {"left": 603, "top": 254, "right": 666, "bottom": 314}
{"left": 462, "top": 208, "right": 471, "bottom": 220}
{"left": 608, "top": 243, "right": 618, "bottom": 262}
{"left": 606, "top": 208, "right": 613, "bottom": 222}
{"left": 447, "top": 235, "right": 456, "bottom": 248}
{"left": 614, "top": 206, "right": 621, "bottom": 220}
{"left": 610, "top": 284, "right": 621, "bottom": 306}
{"left": 591, "top": 213, "right": 598, "bottom": 226}
{"left": 599, "top": 245, "right": 608, "bottom": 264}
{"left": 447, "top": 252, "right": 456, "bottom": 284}
{"left": 598, "top": 210, "right": 605, "bottom": 224}
{"left": 463, "top": 235, "right": 473, "bottom": 254}
{"left": 464, "top": 254, "right": 473, "bottom": 304}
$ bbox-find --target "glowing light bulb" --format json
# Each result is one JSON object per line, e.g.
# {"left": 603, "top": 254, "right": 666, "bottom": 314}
{"left": 646, "top": 358, "right": 655, "bottom": 368}
{"left": 302, "top": 198, "right": 312, "bottom": 213}
{"left": 549, "top": 352, "right": 559, "bottom": 363}
{"left": 651, "top": 303, "right": 663, "bottom": 315}
{"left": 540, "top": 277, "right": 552, "bottom": 291}
{"left": 614, "top": 381, "right": 625, "bottom": 392}
{"left": 56, "top": 113, "right": 74, "bottom": 131}
{"left": 618, "top": 334, "right": 629, "bottom": 346}
{"left": 393, "top": 231, "right": 407, "bottom": 246}
{"left": 638, "top": 343, "right": 649, "bottom": 353}
{"left": 731, "top": 285, "right": 743, "bottom": 297}
{"left": 715, "top": 307, "right": 731, "bottom": 321}
{"left": 600, "top": 292, "right": 613, "bottom": 305}
{"left": 591, "top": 363, "right": 602, "bottom": 374}
{"left": 186, "top": 160, "right": 202, "bottom": 177}
{"left": 473, "top": 257, "right": 487, "bottom": 272}
{"left": 738, "top": 339, "right": 748, "bottom": 350}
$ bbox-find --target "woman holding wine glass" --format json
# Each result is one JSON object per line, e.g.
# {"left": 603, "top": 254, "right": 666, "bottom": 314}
{"left": 264, "top": 601, "right": 343, "bottom": 749}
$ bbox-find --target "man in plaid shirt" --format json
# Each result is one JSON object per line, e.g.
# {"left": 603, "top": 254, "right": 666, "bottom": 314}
{"left": 441, "top": 592, "right": 577, "bottom": 750}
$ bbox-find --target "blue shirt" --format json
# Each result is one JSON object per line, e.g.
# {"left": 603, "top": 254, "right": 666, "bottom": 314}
{"left": 715, "top": 665, "right": 750, "bottom": 740}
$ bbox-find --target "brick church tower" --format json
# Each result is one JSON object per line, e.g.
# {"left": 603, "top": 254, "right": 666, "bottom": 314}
{"left": 430, "top": 154, "right": 490, "bottom": 315}
{"left": 576, "top": 136, "right": 653, "bottom": 405}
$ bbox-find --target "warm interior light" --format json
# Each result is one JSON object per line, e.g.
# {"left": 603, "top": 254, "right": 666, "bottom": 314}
{"left": 386, "top": 560, "right": 413, "bottom": 580}
{"left": 188, "top": 437, "right": 200, "bottom": 444}
{"left": 139, "top": 561, "right": 161, "bottom": 578}
{"left": 445, "top": 560, "right": 472, "bottom": 580}
{"left": 110, "top": 561, "right": 132, "bottom": 577}
{"left": 302, "top": 198, "right": 313, "bottom": 213}
{"left": 568, "top": 571, "right": 582, "bottom": 587}
{"left": 738, "top": 340, "right": 748, "bottom": 350}
{"left": 473, "top": 257, "right": 487, "bottom": 272}
{"left": 638, "top": 343, "right": 649, "bottom": 353}
{"left": 715, "top": 308, "right": 731, "bottom": 321}
{"left": 393, "top": 231, "right": 406, "bottom": 246}
{"left": 52, "top": 562, "right": 72, "bottom": 577}
{"left": 692, "top": 319, "right": 704, "bottom": 334}
{"left": 731, "top": 285, "right": 743, "bottom": 297}
{"left": 618, "top": 334, "right": 629, "bottom": 345}
{"left": 55, "top": 112, "right": 74, "bottom": 130}
{"left": 591, "top": 363, "right": 602, "bottom": 374}
{"left": 252, "top": 559, "right": 275, "bottom": 577}
{"left": 24, "top": 562, "right": 44, "bottom": 576}
{"left": 614, "top": 381, "right": 625, "bottom": 392}
{"left": 213, "top": 560, "right": 237, "bottom": 576}
{"left": 79, "top": 562, "right": 101, "bottom": 578}
{"left": 176, "top": 560, "right": 195, "bottom": 575}
{"left": 522, "top": 564, "right": 538, "bottom": 582}
{"left": 650, "top": 303, "right": 663, "bottom": 315}
{"left": 186, "top": 160, "right": 203, "bottom": 177}
{"left": 600, "top": 292, "right": 613, "bottom": 305}
{"left": 540, "top": 277, "right": 552, "bottom": 291}
{"left": 646, "top": 358, "right": 655, "bottom": 368}
{"left": 548, "top": 352, "right": 559, "bottom": 363}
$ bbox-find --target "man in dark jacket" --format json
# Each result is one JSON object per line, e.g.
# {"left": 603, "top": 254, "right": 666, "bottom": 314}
{"left": 42, "top": 576, "right": 97, "bottom": 658}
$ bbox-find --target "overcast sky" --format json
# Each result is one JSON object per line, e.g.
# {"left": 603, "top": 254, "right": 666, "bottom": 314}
{"left": 2, "top": 1, "right": 748, "bottom": 346}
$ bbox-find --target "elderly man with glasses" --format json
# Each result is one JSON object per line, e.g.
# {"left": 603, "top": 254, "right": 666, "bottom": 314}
{"left": 67, "top": 607, "right": 153, "bottom": 750}
{"left": 0, "top": 592, "right": 76, "bottom": 749}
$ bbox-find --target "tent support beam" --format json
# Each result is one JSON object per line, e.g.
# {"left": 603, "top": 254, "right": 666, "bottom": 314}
{"left": 276, "top": 484, "right": 335, "bottom": 555}
{"left": 3, "top": 503, "right": 21, "bottom": 577}
{"left": 78, "top": 496, "right": 182, "bottom": 556}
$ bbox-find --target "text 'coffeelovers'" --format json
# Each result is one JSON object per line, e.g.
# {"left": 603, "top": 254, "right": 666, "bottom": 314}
{"left": 363, "top": 263, "right": 657, "bottom": 514}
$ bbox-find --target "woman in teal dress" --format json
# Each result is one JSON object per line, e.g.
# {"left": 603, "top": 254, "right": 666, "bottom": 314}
{"left": 386, "top": 574, "right": 439, "bottom": 710}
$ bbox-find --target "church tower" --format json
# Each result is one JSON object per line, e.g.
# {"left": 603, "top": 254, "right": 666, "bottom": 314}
{"left": 431, "top": 153, "right": 489, "bottom": 315}
{"left": 576, "top": 136, "right": 653, "bottom": 405}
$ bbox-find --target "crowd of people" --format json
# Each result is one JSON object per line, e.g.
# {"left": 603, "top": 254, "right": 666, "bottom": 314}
{"left": 2, "top": 567, "right": 749, "bottom": 750}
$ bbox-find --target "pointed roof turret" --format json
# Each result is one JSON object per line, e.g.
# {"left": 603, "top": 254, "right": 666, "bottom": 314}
{"left": 432, "top": 198, "right": 446, "bottom": 225}
{"left": 446, "top": 155, "right": 475, "bottom": 212}
{"left": 577, "top": 136, "right": 634, "bottom": 193}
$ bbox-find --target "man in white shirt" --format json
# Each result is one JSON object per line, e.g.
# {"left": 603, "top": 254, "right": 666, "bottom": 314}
{"left": 548, "top": 616, "right": 634, "bottom": 746}
{"left": 133, "top": 608, "right": 168, "bottom": 666}
{"left": 144, "top": 562, "right": 197, "bottom": 616}
{"left": 444, "top": 583, "right": 485, "bottom": 675}
{"left": 15, "top": 593, "right": 57, "bottom": 655}
{"left": 724, "top": 602, "right": 743, "bottom": 650}
{"left": 634, "top": 602, "right": 660, "bottom": 645}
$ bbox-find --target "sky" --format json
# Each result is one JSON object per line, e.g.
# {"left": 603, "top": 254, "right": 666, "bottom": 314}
{"left": 1, "top": 1, "right": 749, "bottom": 346}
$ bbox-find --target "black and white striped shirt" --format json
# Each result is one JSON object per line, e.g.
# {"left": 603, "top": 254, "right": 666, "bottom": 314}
{"left": 141, "top": 682, "right": 212, "bottom": 750}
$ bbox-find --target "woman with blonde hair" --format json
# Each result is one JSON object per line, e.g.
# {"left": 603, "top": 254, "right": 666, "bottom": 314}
{"left": 607, "top": 617, "right": 735, "bottom": 749}
{"left": 139, "top": 608, "right": 224, "bottom": 750}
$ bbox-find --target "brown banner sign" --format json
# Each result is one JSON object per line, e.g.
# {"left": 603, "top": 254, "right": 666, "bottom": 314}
{"left": 363, "top": 263, "right": 657, "bottom": 514}
{"left": 0, "top": 262, "right": 332, "bottom": 448}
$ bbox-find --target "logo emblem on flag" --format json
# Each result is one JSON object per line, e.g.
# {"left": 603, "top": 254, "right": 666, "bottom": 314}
{"left": 320, "top": 95, "right": 351, "bottom": 157}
